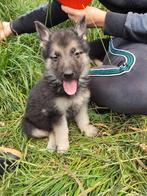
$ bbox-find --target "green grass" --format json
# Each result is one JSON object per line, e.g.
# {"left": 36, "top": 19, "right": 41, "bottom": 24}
{"left": 0, "top": 0, "right": 147, "bottom": 195}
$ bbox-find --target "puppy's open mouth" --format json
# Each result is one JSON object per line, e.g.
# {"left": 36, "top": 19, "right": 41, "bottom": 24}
{"left": 63, "top": 80, "right": 78, "bottom": 96}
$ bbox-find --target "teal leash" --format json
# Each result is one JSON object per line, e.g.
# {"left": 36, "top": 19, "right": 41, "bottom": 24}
{"left": 89, "top": 39, "right": 136, "bottom": 77}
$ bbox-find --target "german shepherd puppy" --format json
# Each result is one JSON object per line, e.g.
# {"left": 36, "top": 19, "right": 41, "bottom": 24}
{"left": 22, "top": 17, "right": 97, "bottom": 153}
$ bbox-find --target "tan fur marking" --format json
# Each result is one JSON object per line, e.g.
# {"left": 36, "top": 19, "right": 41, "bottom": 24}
{"left": 31, "top": 128, "right": 49, "bottom": 138}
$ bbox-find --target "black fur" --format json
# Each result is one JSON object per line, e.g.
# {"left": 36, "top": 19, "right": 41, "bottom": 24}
{"left": 22, "top": 78, "right": 63, "bottom": 137}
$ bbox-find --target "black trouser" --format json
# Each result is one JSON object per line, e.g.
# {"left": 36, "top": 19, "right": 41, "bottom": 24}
{"left": 11, "top": 1, "right": 147, "bottom": 114}
{"left": 11, "top": 1, "right": 68, "bottom": 34}
{"left": 90, "top": 37, "right": 147, "bottom": 115}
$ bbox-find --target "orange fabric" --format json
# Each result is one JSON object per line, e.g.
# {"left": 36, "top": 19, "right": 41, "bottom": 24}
{"left": 58, "top": 0, "right": 92, "bottom": 9}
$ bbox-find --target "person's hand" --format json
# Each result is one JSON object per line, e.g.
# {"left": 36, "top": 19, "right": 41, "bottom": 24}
{"left": 61, "top": 5, "right": 106, "bottom": 27}
{"left": 0, "top": 21, "right": 12, "bottom": 41}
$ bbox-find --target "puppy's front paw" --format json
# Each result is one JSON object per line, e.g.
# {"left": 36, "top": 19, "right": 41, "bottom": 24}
{"left": 57, "top": 142, "right": 69, "bottom": 154}
{"left": 47, "top": 142, "right": 56, "bottom": 153}
{"left": 83, "top": 125, "right": 98, "bottom": 137}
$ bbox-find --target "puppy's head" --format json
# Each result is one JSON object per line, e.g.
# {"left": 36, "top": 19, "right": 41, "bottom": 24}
{"left": 35, "top": 17, "right": 90, "bottom": 96}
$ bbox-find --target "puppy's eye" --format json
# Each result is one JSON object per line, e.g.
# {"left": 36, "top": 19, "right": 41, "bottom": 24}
{"left": 74, "top": 51, "right": 83, "bottom": 56}
{"left": 50, "top": 55, "right": 58, "bottom": 61}
{"left": 50, "top": 52, "right": 60, "bottom": 61}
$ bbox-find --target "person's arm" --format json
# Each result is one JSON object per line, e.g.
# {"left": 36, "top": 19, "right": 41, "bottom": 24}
{"left": 104, "top": 11, "right": 147, "bottom": 43}
{"left": 62, "top": 6, "right": 147, "bottom": 43}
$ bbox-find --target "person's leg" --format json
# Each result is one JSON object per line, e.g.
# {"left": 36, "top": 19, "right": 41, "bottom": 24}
{"left": 11, "top": 0, "right": 68, "bottom": 34}
{"left": 0, "top": 0, "right": 68, "bottom": 40}
{"left": 89, "top": 37, "right": 147, "bottom": 115}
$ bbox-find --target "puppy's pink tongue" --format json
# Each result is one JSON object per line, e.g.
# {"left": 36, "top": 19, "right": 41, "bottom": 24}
{"left": 63, "top": 80, "right": 77, "bottom": 95}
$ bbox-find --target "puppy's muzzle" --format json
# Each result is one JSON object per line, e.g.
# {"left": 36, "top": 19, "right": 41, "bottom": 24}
{"left": 63, "top": 70, "right": 75, "bottom": 80}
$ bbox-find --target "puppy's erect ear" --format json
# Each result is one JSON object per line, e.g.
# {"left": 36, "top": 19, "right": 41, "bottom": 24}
{"left": 75, "top": 16, "right": 86, "bottom": 38}
{"left": 34, "top": 21, "right": 51, "bottom": 48}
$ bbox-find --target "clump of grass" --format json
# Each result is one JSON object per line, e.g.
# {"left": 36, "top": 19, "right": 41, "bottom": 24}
{"left": 0, "top": 0, "right": 147, "bottom": 196}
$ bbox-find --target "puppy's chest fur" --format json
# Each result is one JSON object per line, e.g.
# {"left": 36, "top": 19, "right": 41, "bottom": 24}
{"left": 55, "top": 89, "right": 90, "bottom": 118}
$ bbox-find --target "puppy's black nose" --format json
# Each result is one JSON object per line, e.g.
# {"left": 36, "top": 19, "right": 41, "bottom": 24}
{"left": 63, "top": 71, "right": 74, "bottom": 80}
